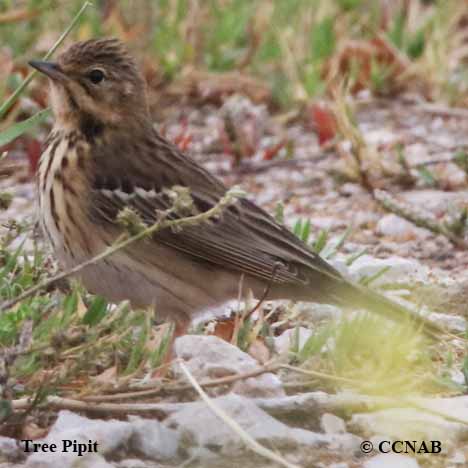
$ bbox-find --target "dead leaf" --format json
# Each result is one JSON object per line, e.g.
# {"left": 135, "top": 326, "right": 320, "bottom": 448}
{"left": 91, "top": 366, "right": 118, "bottom": 386}
{"left": 208, "top": 318, "right": 236, "bottom": 342}
{"left": 262, "top": 139, "right": 286, "bottom": 161}
{"left": 0, "top": 8, "right": 39, "bottom": 25}
{"left": 21, "top": 422, "right": 48, "bottom": 440}
{"left": 325, "top": 33, "right": 411, "bottom": 94}
{"left": 308, "top": 102, "right": 337, "bottom": 146}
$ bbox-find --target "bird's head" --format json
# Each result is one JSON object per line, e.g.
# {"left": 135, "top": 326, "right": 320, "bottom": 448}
{"left": 30, "top": 38, "right": 149, "bottom": 134}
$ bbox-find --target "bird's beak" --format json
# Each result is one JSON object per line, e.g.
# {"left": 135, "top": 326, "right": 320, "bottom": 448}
{"left": 28, "top": 60, "right": 66, "bottom": 82}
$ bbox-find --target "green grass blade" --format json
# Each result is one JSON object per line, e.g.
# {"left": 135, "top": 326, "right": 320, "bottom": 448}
{"left": 293, "top": 219, "right": 302, "bottom": 237}
{"left": 82, "top": 296, "right": 108, "bottom": 326}
{"left": 301, "top": 219, "right": 311, "bottom": 243}
{"left": 0, "top": 109, "right": 51, "bottom": 147}
{"left": 359, "top": 266, "right": 391, "bottom": 287}
{"left": 0, "top": 1, "right": 93, "bottom": 120}
{"left": 312, "top": 229, "right": 328, "bottom": 254}
{"left": 323, "top": 226, "right": 352, "bottom": 259}
{"left": 345, "top": 248, "right": 368, "bottom": 266}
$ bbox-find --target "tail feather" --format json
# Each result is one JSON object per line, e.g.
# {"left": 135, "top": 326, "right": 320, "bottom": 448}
{"left": 295, "top": 259, "right": 445, "bottom": 339}
{"left": 335, "top": 280, "right": 445, "bottom": 339}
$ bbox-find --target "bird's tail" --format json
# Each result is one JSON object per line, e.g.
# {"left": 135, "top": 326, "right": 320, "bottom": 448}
{"left": 294, "top": 259, "right": 446, "bottom": 339}
{"left": 337, "top": 280, "right": 445, "bottom": 339}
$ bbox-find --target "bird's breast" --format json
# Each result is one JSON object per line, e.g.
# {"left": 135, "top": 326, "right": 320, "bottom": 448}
{"left": 38, "top": 129, "right": 95, "bottom": 265}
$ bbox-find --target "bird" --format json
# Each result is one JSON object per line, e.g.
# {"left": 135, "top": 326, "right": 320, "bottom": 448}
{"left": 29, "top": 38, "right": 442, "bottom": 339}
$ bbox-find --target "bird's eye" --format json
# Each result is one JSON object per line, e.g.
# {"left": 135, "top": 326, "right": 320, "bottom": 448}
{"left": 88, "top": 69, "right": 105, "bottom": 84}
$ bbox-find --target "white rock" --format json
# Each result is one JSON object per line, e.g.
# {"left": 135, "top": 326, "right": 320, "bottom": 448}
{"left": 440, "top": 163, "right": 466, "bottom": 187}
{"left": 420, "top": 395, "right": 468, "bottom": 424}
{"left": 273, "top": 327, "right": 313, "bottom": 355}
{"left": 173, "top": 335, "right": 284, "bottom": 398}
{"left": 350, "top": 408, "right": 464, "bottom": 449}
{"left": 448, "top": 450, "right": 466, "bottom": 465}
{"left": 317, "top": 463, "right": 349, "bottom": 468}
{"left": 401, "top": 190, "right": 468, "bottom": 215}
{"left": 428, "top": 312, "right": 466, "bottom": 333}
{"left": 128, "top": 416, "right": 180, "bottom": 461}
{"left": 327, "top": 257, "right": 350, "bottom": 277}
{"left": 364, "top": 128, "right": 397, "bottom": 146}
{"left": 450, "top": 369, "right": 465, "bottom": 386}
{"left": 25, "top": 410, "right": 133, "bottom": 467}
{"left": 294, "top": 302, "right": 343, "bottom": 323}
{"left": 346, "top": 255, "right": 429, "bottom": 286}
{"left": 254, "top": 391, "right": 378, "bottom": 426}
{"left": 309, "top": 217, "right": 344, "bottom": 230}
{"left": 115, "top": 460, "right": 150, "bottom": 468}
{"left": 339, "top": 182, "right": 367, "bottom": 196}
{"left": 26, "top": 453, "right": 113, "bottom": 468}
{"left": 320, "top": 413, "right": 347, "bottom": 434}
{"left": 0, "top": 436, "right": 22, "bottom": 462}
{"left": 353, "top": 210, "right": 380, "bottom": 227}
{"left": 164, "top": 393, "right": 361, "bottom": 456}
{"left": 364, "top": 453, "right": 419, "bottom": 468}
{"left": 376, "top": 214, "right": 430, "bottom": 240}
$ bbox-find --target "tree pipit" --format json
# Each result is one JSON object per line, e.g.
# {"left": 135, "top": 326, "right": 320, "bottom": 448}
{"left": 29, "top": 38, "right": 441, "bottom": 340}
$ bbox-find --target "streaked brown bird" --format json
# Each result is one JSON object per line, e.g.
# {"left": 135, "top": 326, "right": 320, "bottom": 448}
{"left": 30, "top": 38, "right": 441, "bottom": 338}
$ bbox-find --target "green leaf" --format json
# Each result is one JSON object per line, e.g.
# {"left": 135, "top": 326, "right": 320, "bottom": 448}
{"left": 290, "top": 324, "right": 300, "bottom": 355}
{"left": 0, "top": 239, "right": 26, "bottom": 284}
{"left": 312, "top": 229, "right": 328, "bottom": 254}
{"left": 310, "top": 17, "right": 335, "bottom": 62}
{"left": 0, "top": 109, "right": 51, "bottom": 147}
{"left": 417, "top": 166, "right": 437, "bottom": 187}
{"left": 274, "top": 202, "right": 284, "bottom": 224}
{"left": 346, "top": 248, "right": 368, "bottom": 266}
{"left": 323, "top": 226, "right": 352, "bottom": 259}
{"left": 298, "top": 323, "right": 334, "bottom": 362}
{"left": 454, "top": 151, "right": 468, "bottom": 172}
{"left": 293, "top": 219, "right": 302, "bottom": 237}
{"left": 62, "top": 290, "right": 78, "bottom": 320}
{"left": 359, "top": 266, "right": 391, "bottom": 286}
{"left": 125, "top": 321, "right": 149, "bottom": 374}
{"left": 150, "top": 324, "right": 174, "bottom": 368}
{"left": 303, "top": 63, "right": 325, "bottom": 97}
{"left": 82, "top": 296, "right": 108, "bottom": 326}
{"left": 0, "top": 400, "right": 12, "bottom": 423}
{"left": 301, "top": 219, "right": 311, "bottom": 243}
{"left": 407, "top": 28, "right": 426, "bottom": 59}
{"left": 336, "top": 0, "right": 362, "bottom": 10}
{"left": 462, "top": 355, "right": 468, "bottom": 387}
{"left": 387, "top": 10, "right": 406, "bottom": 50}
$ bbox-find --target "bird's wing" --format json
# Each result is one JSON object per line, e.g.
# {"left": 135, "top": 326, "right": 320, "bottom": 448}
{"left": 89, "top": 130, "right": 342, "bottom": 286}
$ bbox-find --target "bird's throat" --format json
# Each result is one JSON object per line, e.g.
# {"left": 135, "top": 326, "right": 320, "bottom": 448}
{"left": 78, "top": 112, "right": 104, "bottom": 142}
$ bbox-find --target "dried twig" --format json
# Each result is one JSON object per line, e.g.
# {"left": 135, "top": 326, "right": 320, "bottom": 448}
{"left": 374, "top": 189, "right": 468, "bottom": 249}
{"left": 12, "top": 396, "right": 174, "bottom": 417}
{"left": 179, "top": 361, "right": 301, "bottom": 468}
{"left": 332, "top": 87, "right": 376, "bottom": 192}
{"left": 215, "top": 152, "right": 331, "bottom": 176}
{"left": 415, "top": 102, "right": 468, "bottom": 120}
{"left": 411, "top": 158, "right": 455, "bottom": 168}
{"left": 81, "top": 363, "right": 281, "bottom": 402}
{"left": 280, "top": 364, "right": 357, "bottom": 385}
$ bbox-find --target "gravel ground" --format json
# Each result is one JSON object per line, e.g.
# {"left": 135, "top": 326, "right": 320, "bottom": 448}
{"left": 3, "top": 94, "right": 468, "bottom": 467}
